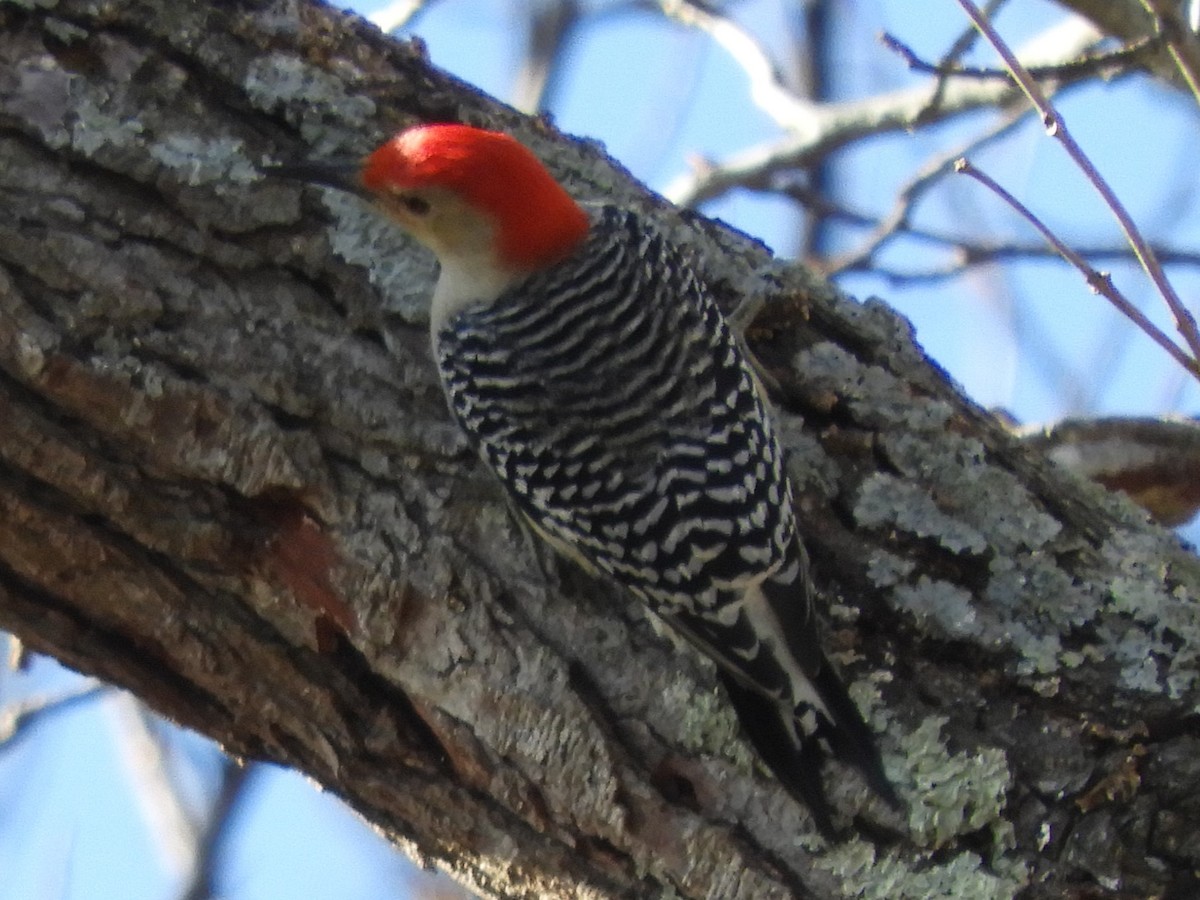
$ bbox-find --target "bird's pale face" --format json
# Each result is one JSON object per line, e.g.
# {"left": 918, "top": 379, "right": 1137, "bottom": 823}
{"left": 370, "top": 183, "right": 500, "bottom": 270}
{"left": 370, "top": 181, "right": 521, "bottom": 330}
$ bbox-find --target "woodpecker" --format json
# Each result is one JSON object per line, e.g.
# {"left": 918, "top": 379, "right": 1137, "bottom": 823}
{"left": 285, "top": 123, "right": 898, "bottom": 835}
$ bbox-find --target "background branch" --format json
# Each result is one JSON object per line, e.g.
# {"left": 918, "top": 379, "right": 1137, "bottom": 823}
{"left": 664, "top": 16, "right": 1103, "bottom": 207}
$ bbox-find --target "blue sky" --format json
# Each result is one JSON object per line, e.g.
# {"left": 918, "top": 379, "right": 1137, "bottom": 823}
{"left": 4, "top": 2, "right": 1199, "bottom": 898}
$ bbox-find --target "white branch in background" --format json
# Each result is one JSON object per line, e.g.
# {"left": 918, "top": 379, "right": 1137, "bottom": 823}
{"left": 511, "top": 0, "right": 581, "bottom": 114}
{"left": 660, "top": 0, "right": 818, "bottom": 130}
{"left": 369, "top": 0, "right": 430, "bottom": 33}
{"left": 108, "top": 693, "right": 200, "bottom": 881}
{"left": 665, "top": 15, "right": 1104, "bottom": 207}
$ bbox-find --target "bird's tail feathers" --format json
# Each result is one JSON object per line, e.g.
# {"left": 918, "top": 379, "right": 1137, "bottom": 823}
{"left": 721, "top": 661, "right": 901, "bottom": 838}
{"left": 754, "top": 562, "right": 902, "bottom": 821}
{"left": 808, "top": 662, "right": 902, "bottom": 811}
{"left": 719, "top": 673, "right": 839, "bottom": 838}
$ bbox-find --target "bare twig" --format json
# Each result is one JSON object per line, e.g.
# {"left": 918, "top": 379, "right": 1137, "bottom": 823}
{"left": 824, "top": 108, "right": 1028, "bottom": 276}
{"left": 100, "top": 689, "right": 262, "bottom": 900}
{"left": 764, "top": 167, "right": 1200, "bottom": 283}
{"left": 0, "top": 679, "right": 108, "bottom": 747}
{"left": 5, "top": 632, "right": 31, "bottom": 671}
{"left": 915, "top": 0, "right": 1007, "bottom": 119}
{"left": 882, "top": 29, "right": 1159, "bottom": 82}
{"left": 1141, "top": 0, "right": 1200, "bottom": 104}
{"left": 666, "top": 16, "right": 1104, "bottom": 206}
{"left": 109, "top": 694, "right": 201, "bottom": 879}
{"left": 956, "top": 0, "right": 1200, "bottom": 368}
{"left": 796, "top": 0, "right": 835, "bottom": 259}
{"left": 180, "top": 760, "right": 261, "bottom": 900}
{"left": 369, "top": 0, "right": 433, "bottom": 33}
{"left": 955, "top": 159, "right": 1199, "bottom": 378}
{"left": 511, "top": 0, "right": 581, "bottom": 114}
{"left": 862, "top": 241, "right": 1200, "bottom": 285}
{"left": 658, "top": 0, "right": 816, "bottom": 130}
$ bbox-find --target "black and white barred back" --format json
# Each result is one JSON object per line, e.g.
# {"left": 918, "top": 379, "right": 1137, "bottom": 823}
{"left": 435, "top": 206, "right": 895, "bottom": 833}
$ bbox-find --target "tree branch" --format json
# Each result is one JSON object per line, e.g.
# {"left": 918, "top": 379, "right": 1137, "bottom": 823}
{"left": 664, "top": 16, "right": 1104, "bottom": 207}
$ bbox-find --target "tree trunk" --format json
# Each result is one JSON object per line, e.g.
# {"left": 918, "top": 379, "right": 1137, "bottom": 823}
{"left": 1, "top": 2, "right": 1197, "bottom": 897}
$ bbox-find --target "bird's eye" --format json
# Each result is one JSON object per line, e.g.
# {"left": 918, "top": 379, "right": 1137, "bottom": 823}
{"left": 396, "top": 193, "right": 430, "bottom": 216}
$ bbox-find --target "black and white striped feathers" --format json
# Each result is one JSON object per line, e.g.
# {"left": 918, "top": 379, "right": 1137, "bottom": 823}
{"left": 434, "top": 205, "right": 897, "bottom": 835}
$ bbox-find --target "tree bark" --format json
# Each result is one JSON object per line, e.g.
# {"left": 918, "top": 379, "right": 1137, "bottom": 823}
{"left": 1, "top": 2, "right": 1198, "bottom": 897}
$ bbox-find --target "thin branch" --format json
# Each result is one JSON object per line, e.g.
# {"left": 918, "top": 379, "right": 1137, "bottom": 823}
{"left": 882, "top": 29, "right": 1160, "bottom": 82}
{"left": 862, "top": 241, "right": 1200, "bottom": 286}
{"left": 5, "top": 632, "right": 31, "bottom": 671}
{"left": 658, "top": 0, "right": 816, "bottom": 130}
{"left": 824, "top": 108, "right": 1029, "bottom": 276}
{"left": 955, "top": 0, "right": 1200, "bottom": 368}
{"left": 770, "top": 174, "right": 1200, "bottom": 283}
{"left": 511, "top": 0, "right": 581, "bottom": 114}
{"left": 666, "top": 15, "right": 1104, "bottom": 206}
{"left": 180, "top": 760, "right": 261, "bottom": 900}
{"left": 369, "top": 0, "right": 433, "bottom": 33}
{"left": 109, "top": 694, "right": 201, "bottom": 880}
{"left": 955, "top": 159, "right": 1200, "bottom": 378}
{"left": 0, "top": 680, "right": 108, "bottom": 748}
{"left": 796, "top": 0, "right": 835, "bottom": 259}
{"left": 916, "top": 0, "right": 1007, "bottom": 119}
{"left": 1141, "top": 0, "right": 1200, "bottom": 104}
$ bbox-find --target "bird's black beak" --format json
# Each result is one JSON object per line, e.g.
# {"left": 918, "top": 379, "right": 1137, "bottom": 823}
{"left": 259, "top": 159, "right": 368, "bottom": 199}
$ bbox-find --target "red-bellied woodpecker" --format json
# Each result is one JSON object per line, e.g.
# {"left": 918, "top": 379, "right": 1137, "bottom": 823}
{"left": 282, "top": 123, "right": 899, "bottom": 836}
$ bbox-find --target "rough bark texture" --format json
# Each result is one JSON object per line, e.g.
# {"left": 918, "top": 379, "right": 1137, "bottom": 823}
{"left": 1, "top": 1, "right": 1198, "bottom": 898}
